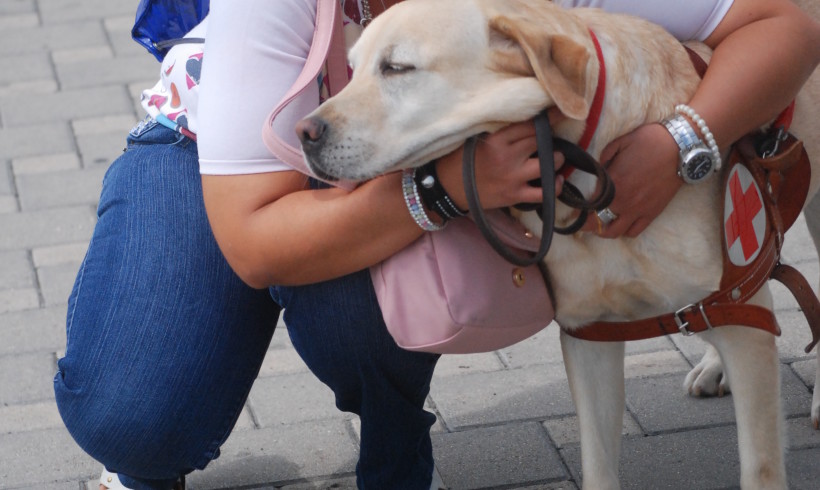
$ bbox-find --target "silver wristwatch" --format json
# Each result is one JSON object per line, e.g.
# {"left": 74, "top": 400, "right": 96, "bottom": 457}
{"left": 661, "top": 114, "right": 716, "bottom": 184}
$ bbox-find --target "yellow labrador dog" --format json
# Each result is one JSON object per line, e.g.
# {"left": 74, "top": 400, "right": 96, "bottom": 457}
{"left": 297, "top": 0, "right": 819, "bottom": 487}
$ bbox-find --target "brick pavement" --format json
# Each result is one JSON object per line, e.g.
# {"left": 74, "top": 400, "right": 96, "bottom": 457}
{"left": 1, "top": 1, "right": 819, "bottom": 489}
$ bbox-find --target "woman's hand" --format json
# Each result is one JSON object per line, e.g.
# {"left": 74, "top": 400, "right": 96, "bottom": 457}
{"left": 435, "top": 119, "right": 566, "bottom": 212}
{"left": 579, "top": 123, "right": 682, "bottom": 238}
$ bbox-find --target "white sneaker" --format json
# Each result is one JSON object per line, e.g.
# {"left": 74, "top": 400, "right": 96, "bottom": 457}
{"left": 99, "top": 469, "right": 185, "bottom": 490}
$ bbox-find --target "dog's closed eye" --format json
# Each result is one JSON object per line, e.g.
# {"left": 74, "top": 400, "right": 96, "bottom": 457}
{"left": 380, "top": 61, "right": 416, "bottom": 76}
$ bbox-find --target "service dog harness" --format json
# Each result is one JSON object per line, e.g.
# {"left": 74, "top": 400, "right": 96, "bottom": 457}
{"left": 563, "top": 47, "right": 820, "bottom": 353}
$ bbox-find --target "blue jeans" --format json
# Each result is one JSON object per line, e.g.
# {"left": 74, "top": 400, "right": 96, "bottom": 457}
{"left": 54, "top": 122, "right": 439, "bottom": 489}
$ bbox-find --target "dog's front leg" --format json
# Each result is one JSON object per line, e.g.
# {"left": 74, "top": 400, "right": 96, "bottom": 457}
{"left": 561, "top": 332, "right": 625, "bottom": 490}
{"left": 699, "top": 286, "right": 786, "bottom": 490}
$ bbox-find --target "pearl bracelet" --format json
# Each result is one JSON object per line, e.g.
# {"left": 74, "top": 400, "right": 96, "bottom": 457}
{"left": 401, "top": 169, "right": 446, "bottom": 231}
{"left": 675, "top": 104, "right": 722, "bottom": 171}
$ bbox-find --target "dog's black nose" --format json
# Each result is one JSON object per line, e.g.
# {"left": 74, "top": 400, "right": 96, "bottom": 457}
{"left": 296, "top": 117, "right": 328, "bottom": 146}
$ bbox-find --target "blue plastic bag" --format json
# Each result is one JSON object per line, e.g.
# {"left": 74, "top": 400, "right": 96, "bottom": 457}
{"left": 132, "top": 0, "right": 209, "bottom": 61}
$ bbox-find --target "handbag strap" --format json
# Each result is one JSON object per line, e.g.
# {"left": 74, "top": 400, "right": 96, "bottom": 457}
{"left": 261, "top": 0, "right": 348, "bottom": 176}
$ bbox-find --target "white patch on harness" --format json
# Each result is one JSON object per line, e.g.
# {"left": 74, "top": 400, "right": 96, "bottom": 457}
{"left": 724, "top": 164, "right": 766, "bottom": 266}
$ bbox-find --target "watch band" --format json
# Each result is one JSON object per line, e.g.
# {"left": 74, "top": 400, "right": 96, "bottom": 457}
{"left": 662, "top": 114, "right": 700, "bottom": 152}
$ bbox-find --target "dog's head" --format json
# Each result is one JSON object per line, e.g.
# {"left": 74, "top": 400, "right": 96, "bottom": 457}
{"left": 297, "top": 0, "right": 600, "bottom": 181}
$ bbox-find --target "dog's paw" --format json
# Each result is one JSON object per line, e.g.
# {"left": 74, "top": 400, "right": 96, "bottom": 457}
{"left": 684, "top": 346, "right": 731, "bottom": 397}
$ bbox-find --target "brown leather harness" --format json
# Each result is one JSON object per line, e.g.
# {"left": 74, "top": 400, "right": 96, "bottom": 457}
{"left": 562, "top": 48, "right": 820, "bottom": 354}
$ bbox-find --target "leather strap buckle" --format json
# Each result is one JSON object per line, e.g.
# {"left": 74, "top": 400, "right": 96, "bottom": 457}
{"left": 674, "top": 303, "right": 714, "bottom": 336}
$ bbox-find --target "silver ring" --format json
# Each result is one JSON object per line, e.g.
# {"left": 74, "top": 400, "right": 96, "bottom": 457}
{"left": 596, "top": 207, "right": 618, "bottom": 225}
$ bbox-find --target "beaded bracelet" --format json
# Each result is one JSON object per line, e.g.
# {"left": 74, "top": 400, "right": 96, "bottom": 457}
{"left": 413, "top": 161, "right": 468, "bottom": 222}
{"left": 675, "top": 104, "right": 722, "bottom": 171}
{"left": 401, "top": 168, "right": 445, "bottom": 231}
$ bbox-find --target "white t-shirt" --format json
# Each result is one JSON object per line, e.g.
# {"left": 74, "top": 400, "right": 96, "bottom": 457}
{"left": 188, "top": 0, "right": 734, "bottom": 175}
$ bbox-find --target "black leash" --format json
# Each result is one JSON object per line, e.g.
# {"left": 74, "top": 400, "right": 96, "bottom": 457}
{"left": 463, "top": 111, "right": 615, "bottom": 266}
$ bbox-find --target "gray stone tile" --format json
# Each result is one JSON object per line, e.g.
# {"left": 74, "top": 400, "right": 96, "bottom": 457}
{"left": 0, "top": 79, "right": 58, "bottom": 98}
{"left": 0, "top": 122, "right": 75, "bottom": 159}
{"left": 776, "top": 308, "right": 820, "bottom": 362}
{"left": 1, "top": 86, "right": 132, "bottom": 126}
{"left": 184, "top": 420, "right": 358, "bottom": 490}
{"left": 0, "top": 0, "right": 34, "bottom": 15}
{"left": 17, "top": 166, "right": 106, "bottom": 211}
{"left": 1, "top": 160, "right": 13, "bottom": 194}
{"left": 790, "top": 358, "right": 817, "bottom": 388}
{"left": 432, "top": 423, "right": 566, "bottom": 489}
{"left": 782, "top": 217, "right": 817, "bottom": 264}
{"left": 0, "top": 399, "right": 63, "bottom": 433}
{"left": 0, "top": 206, "right": 95, "bottom": 251}
{"left": 277, "top": 477, "right": 358, "bottom": 489}
{"left": 433, "top": 350, "right": 505, "bottom": 377}
{"left": 0, "top": 52, "right": 52, "bottom": 85}
{"left": 543, "top": 412, "right": 642, "bottom": 448}
{"left": 0, "top": 11, "right": 37, "bottom": 30}
{"left": 0, "top": 249, "right": 35, "bottom": 289}
{"left": 561, "top": 426, "right": 742, "bottom": 489}
{"left": 0, "top": 287, "right": 40, "bottom": 313}
{"left": 786, "top": 416, "right": 820, "bottom": 450}
{"left": 56, "top": 55, "right": 158, "bottom": 90}
{"left": 248, "top": 373, "right": 351, "bottom": 428}
{"left": 12, "top": 152, "right": 82, "bottom": 175}
{"left": 430, "top": 366, "right": 574, "bottom": 430}
{"left": 787, "top": 446, "right": 820, "bottom": 490}
{"left": 76, "top": 130, "right": 128, "bottom": 167}
{"left": 258, "top": 341, "right": 309, "bottom": 378}
{"left": 32, "top": 242, "right": 88, "bottom": 267}
{"left": 624, "top": 335, "right": 676, "bottom": 355}
{"left": 104, "top": 16, "right": 151, "bottom": 58}
{"left": 38, "top": 0, "right": 134, "bottom": 24}
{"left": 72, "top": 114, "right": 138, "bottom": 136}
{"left": 0, "top": 351, "right": 57, "bottom": 405}
{"left": 624, "top": 350, "right": 690, "bottom": 379}
{"left": 0, "top": 20, "right": 106, "bottom": 56}
{"left": 0, "top": 428, "right": 99, "bottom": 488}
{"left": 0, "top": 305, "right": 67, "bottom": 356}
{"left": 501, "top": 324, "right": 563, "bottom": 368}
{"left": 0, "top": 194, "right": 18, "bottom": 213}
{"left": 52, "top": 45, "right": 113, "bottom": 64}
{"left": 13, "top": 481, "right": 83, "bottom": 490}
{"left": 626, "top": 369, "right": 813, "bottom": 434}
{"left": 38, "top": 261, "right": 81, "bottom": 306}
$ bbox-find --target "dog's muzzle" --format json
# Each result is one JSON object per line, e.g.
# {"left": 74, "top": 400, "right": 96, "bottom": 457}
{"left": 295, "top": 116, "right": 339, "bottom": 181}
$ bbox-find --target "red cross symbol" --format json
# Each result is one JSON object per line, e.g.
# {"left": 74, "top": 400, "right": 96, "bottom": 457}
{"left": 725, "top": 170, "right": 763, "bottom": 261}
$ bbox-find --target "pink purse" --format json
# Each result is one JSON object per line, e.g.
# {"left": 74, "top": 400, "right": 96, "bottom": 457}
{"left": 262, "top": 0, "right": 554, "bottom": 353}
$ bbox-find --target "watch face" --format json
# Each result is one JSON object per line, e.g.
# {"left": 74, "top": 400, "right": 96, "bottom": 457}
{"left": 682, "top": 148, "right": 714, "bottom": 183}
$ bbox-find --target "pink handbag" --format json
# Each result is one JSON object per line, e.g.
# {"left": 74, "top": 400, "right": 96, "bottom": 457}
{"left": 262, "top": 0, "right": 554, "bottom": 353}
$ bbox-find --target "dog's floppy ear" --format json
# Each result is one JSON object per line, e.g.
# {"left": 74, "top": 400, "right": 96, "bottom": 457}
{"left": 489, "top": 15, "right": 594, "bottom": 120}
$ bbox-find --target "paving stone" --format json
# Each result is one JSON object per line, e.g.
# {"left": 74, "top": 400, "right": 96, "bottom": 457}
{"left": 0, "top": 20, "right": 106, "bottom": 56}
{"left": 786, "top": 416, "right": 820, "bottom": 450}
{"left": 623, "top": 350, "right": 690, "bottom": 379}
{"left": 432, "top": 423, "right": 566, "bottom": 489}
{"left": 76, "top": 130, "right": 128, "bottom": 167}
{"left": 0, "top": 351, "right": 57, "bottom": 405}
{"left": 0, "top": 206, "right": 95, "bottom": 251}
{"left": 17, "top": 166, "right": 106, "bottom": 211}
{"left": 33, "top": 242, "right": 88, "bottom": 267}
{"left": 248, "top": 373, "right": 351, "bottom": 428}
{"left": 276, "top": 476, "right": 359, "bottom": 489}
{"left": 0, "top": 249, "right": 35, "bottom": 289}
{"left": 433, "top": 350, "right": 505, "bottom": 377}
{"left": 787, "top": 446, "right": 820, "bottom": 490}
{"left": 0, "top": 399, "right": 63, "bottom": 433}
{"left": 1, "top": 161, "right": 12, "bottom": 194}
{"left": 430, "top": 366, "right": 574, "bottom": 430}
{"left": 560, "top": 426, "right": 742, "bottom": 489}
{"left": 38, "top": 0, "right": 134, "bottom": 24}
{"left": 0, "top": 0, "right": 34, "bottom": 15}
{"left": 790, "top": 358, "right": 817, "bottom": 388}
{"left": 12, "top": 152, "right": 81, "bottom": 175}
{"left": 1, "top": 86, "right": 132, "bottom": 126}
{"left": 623, "top": 335, "right": 676, "bottom": 355}
{"left": 37, "top": 261, "right": 81, "bottom": 306}
{"left": 104, "top": 16, "right": 151, "bottom": 58}
{"left": 0, "top": 288, "right": 39, "bottom": 314}
{"left": 775, "top": 308, "right": 820, "bottom": 362}
{"left": 542, "top": 412, "right": 642, "bottom": 448}
{"left": 0, "top": 52, "right": 52, "bottom": 85}
{"left": 72, "top": 114, "right": 139, "bottom": 136}
{"left": 184, "top": 420, "right": 358, "bottom": 490}
{"left": 625, "top": 369, "right": 813, "bottom": 434}
{"left": 782, "top": 217, "right": 817, "bottom": 264}
{"left": 0, "top": 194, "right": 18, "bottom": 213}
{"left": 51, "top": 45, "right": 113, "bottom": 64}
{"left": 56, "top": 55, "right": 159, "bottom": 90}
{"left": 0, "top": 427, "right": 99, "bottom": 488}
{"left": 0, "top": 79, "right": 58, "bottom": 98}
{"left": 0, "top": 11, "right": 37, "bottom": 30}
{"left": 501, "top": 324, "right": 563, "bottom": 368}
{"left": 13, "top": 481, "right": 83, "bottom": 490}
{"left": 0, "top": 122, "right": 75, "bottom": 159}
{"left": 0, "top": 305, "right": 66, "bottom": 356}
